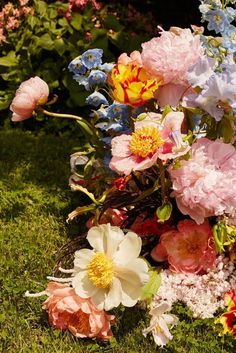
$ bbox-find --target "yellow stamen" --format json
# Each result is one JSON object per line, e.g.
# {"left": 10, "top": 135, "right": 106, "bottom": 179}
{"left": 130, "top": 127, "right": 164, "bottom": 158}
{"left": 87, "top": 252, "right": 114, "bottom": 289}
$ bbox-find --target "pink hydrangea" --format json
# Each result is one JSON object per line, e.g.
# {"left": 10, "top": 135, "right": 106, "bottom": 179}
{"left": 10, "top": 76, "right": 49, "bottom": 122}
{"left": 169, "top": 138, "right": 236, "bottom": 224}
{"left": 141, "top": 27, "right": 204, "bottom": 107}
{"left": 151, "top": 219, "right": 216, "bottom": 274}
{"left": 43, "top": 282, "right": 114, "bottom": 340}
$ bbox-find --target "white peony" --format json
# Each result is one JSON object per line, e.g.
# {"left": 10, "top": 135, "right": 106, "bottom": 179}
{"left": 72, "top": 223, "right": 149, "bottom": 311}
{"left": 142, "top": 302, "right": 178, "bottom": 346}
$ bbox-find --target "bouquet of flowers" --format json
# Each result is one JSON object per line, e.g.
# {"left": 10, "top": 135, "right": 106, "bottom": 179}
{"left": 10, "top": 0, "right": 236, "bottom": 346}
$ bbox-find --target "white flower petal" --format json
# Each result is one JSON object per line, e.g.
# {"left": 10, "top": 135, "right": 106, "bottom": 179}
{"left": 150, "top": 302, "right": 171, "bottom": 316}
{"left": 91, "top": 288, "right": 106, "bottom": 310}
{"left": 104, "top": 277, "right": 122, "bottom": 310}
{"left": 72, "top": 271, "right": 97, "bottom": 298}
{"left": 163, "top": 313, "right": 179, "bottom": 327}
{"left": 119, "top": 258, "right": 149, "bottom": 284}
{"left": 120, "top": 278, "right": 140, "bottom": 307}
{"left": 113, "top": 231, "right": 142, "bottom": 265}
{"left": 74, "top": 248, "right": 95, "bottom": 269}
{"left": 87, "top": 224, "right": 124, "bottom": 255}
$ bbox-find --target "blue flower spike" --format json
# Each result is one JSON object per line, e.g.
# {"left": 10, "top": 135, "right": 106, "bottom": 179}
{"left": 81, "top": 49, "right": 103, "bottom": 69}
{"left": 86, "top": 92, "right": 108, "bottom": 107}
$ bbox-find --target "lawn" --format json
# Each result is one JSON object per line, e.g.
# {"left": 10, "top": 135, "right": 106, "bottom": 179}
{"left": 0, "top": 128, "right": 235, "bottom": 353}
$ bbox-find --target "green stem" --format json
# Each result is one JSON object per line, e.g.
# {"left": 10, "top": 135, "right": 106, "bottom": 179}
{"left": 157, "top": 159, "right": 166, "bottom": 201}
{"left": 39, "top": 108, "right": 100, "bottom": 144}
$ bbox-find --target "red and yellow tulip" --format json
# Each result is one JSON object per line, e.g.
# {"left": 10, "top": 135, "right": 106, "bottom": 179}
{"left": 109, "top": 63, "right": 161, "bottom": 107}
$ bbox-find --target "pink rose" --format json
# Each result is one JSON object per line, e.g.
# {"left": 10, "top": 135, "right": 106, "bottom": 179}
{"left": 10, "top": 76, "right": 49, "bottom": 122}
{"left": 151, "top": 220, "right": 216, "bottom": 274}
{"left": 43, "top": 282, "right": 114, "bottom": 340}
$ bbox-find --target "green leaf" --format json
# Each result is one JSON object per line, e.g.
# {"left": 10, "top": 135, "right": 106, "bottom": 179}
{"left": 0, "top": 52, "right": 18, "bottom": 67}
{"left": 70, "top": 13, "right": 83, "bottom": 30}
{"left": 34, "top": 0, "right": 48, "bottom": 17}
{"left": 156, "top": 201, "right": 172, "bottom": 222}
{"left": 54, "top": 38, "right": 66, "bottom": 55}
{"left": 36, "top": 33, "right": 54, "bottom": 50}
{"left": 141, "top": 270, "right": 161, "bottom": 301}
{"left": 104, "top": 14, "right": 124, "bottom": 32}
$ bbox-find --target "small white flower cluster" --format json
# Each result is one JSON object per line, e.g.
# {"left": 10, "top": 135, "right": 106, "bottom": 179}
{"left": 154, "top": 255, "right": 236, "bottom": 319}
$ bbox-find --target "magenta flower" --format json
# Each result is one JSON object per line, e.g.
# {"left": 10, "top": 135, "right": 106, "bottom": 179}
{"left": 10, "top": 76, "right": 49, "bottom": 122}
{"left": 151, "top": 220, "right": 216, "bottom": 274}
{"left": 169, "top": 138, "right": 236, "bottom": 224}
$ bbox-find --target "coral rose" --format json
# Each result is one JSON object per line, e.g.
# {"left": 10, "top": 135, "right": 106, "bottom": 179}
{"left": 10, "top": 76, "right": 49, "bottom": 122}
{"left": 169, "top": 138, "right": 236, "bottom": 224}
{"left": 151, "top": 220, "right": 216, "bottom": 274}
{"left": 43, "top": 282, "right": 114, "bottom": 340}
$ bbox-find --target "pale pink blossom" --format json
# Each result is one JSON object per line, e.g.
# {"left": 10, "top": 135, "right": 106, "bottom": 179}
{"left": 6, "top": 16, "right": 19, "bottom": 30}
{"left": 141, "top": 28, "right": 204, "bottom": 107}
{"left": 10, "top": 76, "right": 49, "bottom": 122}
{"left": 152, "top": 219, "right": 216, "bottom": 274}
{"left": 43, "top": 282, "right": 114, "bottom": 340}
{"left": 109, "top": 111, "right": 190, "bottom": 175}
{"left": 19, "top": 0, "right": 30, "bottom": 5}
{"left": 0, "top": 28, "right": 6, "bottom": 44}
{"left": 118, "top": 51, "right": 142, "bottom": 66}
{"left": 169, "top": 138, "right": 236, "bottom": 224}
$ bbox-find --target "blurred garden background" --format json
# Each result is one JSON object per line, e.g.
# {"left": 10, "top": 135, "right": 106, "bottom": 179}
{"left": 1, "top": 1, "right": 236, "bottom": 352}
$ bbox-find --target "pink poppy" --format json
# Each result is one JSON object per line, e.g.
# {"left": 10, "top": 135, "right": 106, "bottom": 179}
{"left": 109, "top": 111, "right": 190, "bottom": 175}
{"left": 151, "top": 219, "right": 216, "bottom": 274}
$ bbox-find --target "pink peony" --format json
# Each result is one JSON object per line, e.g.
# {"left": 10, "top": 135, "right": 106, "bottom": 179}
{"left": 109, "top": 112, "right": 190, "bottom": 175}
{"left": 118, "top": 50, "right": 142, "bottom": 66}
{"left": 151, "top": 220, "right": 216, "bottom": 274}
{"left": 10, "top": 76, "right": 49, "bottom": 122}
{"left": 43, "top": 282, "right": 114, "bottom": 340}
{"left": 169, "top": 138, "right": 236, "bottom": 224}
{"left": 141, "top": 28, "right": 204, "bottom": 107}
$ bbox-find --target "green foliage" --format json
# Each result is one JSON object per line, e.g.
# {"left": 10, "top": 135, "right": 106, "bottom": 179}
{"left": 0, "top": 0, "right": 156, "bottom": 127}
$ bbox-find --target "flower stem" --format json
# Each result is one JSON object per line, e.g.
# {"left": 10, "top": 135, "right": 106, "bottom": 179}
{"left": 39, "top": 108, "right": 100, "bottom": 144}
{"left": 157, "top": 159, "right": 166, "bottom": 201}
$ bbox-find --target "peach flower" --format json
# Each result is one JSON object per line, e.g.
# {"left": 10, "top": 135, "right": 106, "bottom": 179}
{"left": 10, "top": 76, "right": 49, "bottom": 122}
{"left": 43, "top": 282, "right": 114, "bottom": 340}
{"left": 151, "top": 220, "right": 216, "bottom": 274}
{"left": 118, "top": 50, "right": 142, "bottom": 66}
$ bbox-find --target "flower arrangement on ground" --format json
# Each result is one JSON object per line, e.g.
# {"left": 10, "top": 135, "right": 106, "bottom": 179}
{"left": 11, "top": 0, "right": 236, "bottom": 347}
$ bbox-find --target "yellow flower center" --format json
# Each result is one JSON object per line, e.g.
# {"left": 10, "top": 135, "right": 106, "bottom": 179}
{"left": 130, "top": 127, "right": 164, "bottom": 158}
{"left": 87, "top": 252, "right": 114, "bottom": 289}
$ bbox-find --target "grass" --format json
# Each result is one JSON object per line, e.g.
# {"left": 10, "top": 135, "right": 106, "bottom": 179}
{"left": 0, "top": 128, "right": 235, "bottom": 353}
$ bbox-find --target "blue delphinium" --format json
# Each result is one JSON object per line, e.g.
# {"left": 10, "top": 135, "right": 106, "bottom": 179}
{"left": 73, "top": 74, "right": 90, "bottom": 90}
{"left": 88, "top": 70, "right": 107, "bottom": 88}
{"left": 81, "top": 49, "right": 103, "bottom": 69}
{"left": 95, "top": 103, "right": 129, "bottom": 133}
{"left": 205, "top": 9, "right": 230, "bottom": 33}
{"left": 222, "top": 25, "right": 236, "bottom": 53}
{"left": 68, "top": 56, "right": 87, "bottom": 75}
{"left": 86, "top": 92, "right": 108, "bottom": 107}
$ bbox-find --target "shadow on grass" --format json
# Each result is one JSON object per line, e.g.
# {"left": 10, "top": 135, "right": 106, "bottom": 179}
{"left": 0, "top": 128, "right": 83, "bottom": 234}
